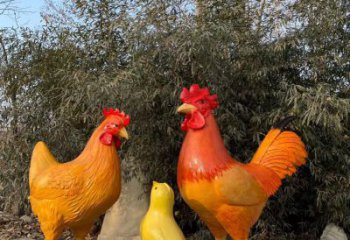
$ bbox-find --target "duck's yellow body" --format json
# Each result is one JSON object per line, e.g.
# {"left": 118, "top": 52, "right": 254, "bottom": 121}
{"left": 140, "top": 182, "right": 185, "bottom": 240}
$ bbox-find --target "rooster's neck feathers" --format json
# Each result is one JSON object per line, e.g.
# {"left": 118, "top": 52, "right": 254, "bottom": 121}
{"left": 178, "top": 114, "right": 237, "bottom": 184}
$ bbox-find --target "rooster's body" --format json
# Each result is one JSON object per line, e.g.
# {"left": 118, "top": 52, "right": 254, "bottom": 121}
{"left": 29, "top": 109, "right": 130, "bottom": 240}
{"left": 177, "top": 85, "right": 307, "bottom": 240}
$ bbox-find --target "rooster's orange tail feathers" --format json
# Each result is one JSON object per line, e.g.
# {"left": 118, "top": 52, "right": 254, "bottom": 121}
{"left": 247, "top": 117, "right": 308, "bottom": 195}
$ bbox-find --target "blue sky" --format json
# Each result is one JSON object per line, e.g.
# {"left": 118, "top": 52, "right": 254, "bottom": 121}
{"left": 0, "top": 0, "right": 45, "bottom": 28}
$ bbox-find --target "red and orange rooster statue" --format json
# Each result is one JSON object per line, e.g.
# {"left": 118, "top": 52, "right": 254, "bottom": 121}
{"left": 29, "top": 108, "right": 130, "bottom": 240}
{"left": 177, "top": 84, "right": 307, "bottom": 240}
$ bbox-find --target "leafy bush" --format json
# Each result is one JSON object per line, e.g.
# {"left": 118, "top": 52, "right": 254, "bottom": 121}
{"left": 0, "top": 0, "right": 349, "bottom": 238}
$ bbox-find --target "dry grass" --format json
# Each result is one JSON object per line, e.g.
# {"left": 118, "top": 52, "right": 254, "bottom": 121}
{"left": 0, "top": 211, "right": 98, "bottom": 240}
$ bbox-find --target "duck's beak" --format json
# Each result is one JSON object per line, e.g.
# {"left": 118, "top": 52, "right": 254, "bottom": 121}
{"left": 177, "top": 103, "right": 196, "bottom": 114}
{"left": 118, "top": 127, "right": 129, "bottom": 140}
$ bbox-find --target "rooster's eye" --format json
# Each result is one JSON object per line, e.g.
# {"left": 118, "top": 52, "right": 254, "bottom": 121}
{"left": 113, "top": 124, "right": 119, "bottom": 128}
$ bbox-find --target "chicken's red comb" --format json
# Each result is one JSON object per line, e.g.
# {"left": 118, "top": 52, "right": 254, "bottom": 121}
{"left": 103, "top": 108, "right": 130, "bottom": 126}
{"left": 180, "top": 84, "right": 219, "bottom": 109}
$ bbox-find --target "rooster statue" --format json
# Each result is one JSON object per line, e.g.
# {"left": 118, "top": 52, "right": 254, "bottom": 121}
{"left": 177, "top": 84, "right": 307, "bottom": 240}
{"left": 29, "top": 108, "right": 130, "bottom": 240}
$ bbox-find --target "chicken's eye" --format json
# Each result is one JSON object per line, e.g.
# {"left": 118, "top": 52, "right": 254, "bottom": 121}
{"left": 199, "top": 100, "right": 205, "bottom": 104}
{"left": 113, "top": 124, "right": 119, "bottom": 128}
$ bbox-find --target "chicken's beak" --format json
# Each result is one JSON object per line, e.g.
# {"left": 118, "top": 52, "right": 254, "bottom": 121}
{"left": 118, "top": 127, "right": 129, "bottom": 140}
{"left": 152, "top": 181, "right": 159, "bottom": 186}
{"left": 177, "top": 103, "right": 196, "bottom": 114}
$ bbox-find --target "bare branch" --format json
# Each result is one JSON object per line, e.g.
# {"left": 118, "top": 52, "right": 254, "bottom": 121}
{"left": 0, "top": 0, "right": 16, "bottom": 15}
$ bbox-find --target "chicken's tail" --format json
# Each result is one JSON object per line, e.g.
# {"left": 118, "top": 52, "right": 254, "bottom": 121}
{"left": 247, "top": 117, "right": 307, "bottom": 196}
{"left": 29, "top": 141, "right": 59, "bottom": 187}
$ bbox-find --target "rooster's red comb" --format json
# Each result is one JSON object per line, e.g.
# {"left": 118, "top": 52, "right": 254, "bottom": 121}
{"left": 180, "top": 84, "right": 218, "bottom": 109}
{"left": 103, "top": 108, "right": 130, "bottom": 126}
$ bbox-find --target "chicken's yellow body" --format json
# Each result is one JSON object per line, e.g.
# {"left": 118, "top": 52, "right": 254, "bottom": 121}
{"left": 140, "top": 182, "right": 185, "bottom": 240}
{"left": 29, "top": 109, "right": 130, "bottom": 240}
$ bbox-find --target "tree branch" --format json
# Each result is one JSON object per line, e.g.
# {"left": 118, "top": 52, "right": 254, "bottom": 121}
{"left": 256, "top": 0, "right": 266, "bottom": 36}
{"left": 0, "top": 35, "right": 9, "bottom": 66}
{"left": 195, "top": 0, "right": 203, "bottom": 17}
{"left": 0, "top": 0, "right": 16, "bottom": 15}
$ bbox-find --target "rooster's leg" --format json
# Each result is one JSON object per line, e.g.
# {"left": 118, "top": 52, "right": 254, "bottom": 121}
{"left": 197, "top": 211, "right": 227, "bottom": 240}
{"left": 36, "top": 212, "right": 63, "bottom": 240}
{"left": 41, "top": 224, "right": 63, "bottom": 240}
{"left": 71, "top": 223, "right": 93, "bottom": 240}
{"left": 216, "top": 205, "right": 260, "bottom": 240}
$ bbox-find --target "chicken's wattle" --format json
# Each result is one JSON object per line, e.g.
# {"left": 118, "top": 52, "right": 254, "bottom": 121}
{"left": 100, "top": 132, "right": 122, "bottom": 149}
{"left": 181, "top": 111, "right": 206, "bottom": 131}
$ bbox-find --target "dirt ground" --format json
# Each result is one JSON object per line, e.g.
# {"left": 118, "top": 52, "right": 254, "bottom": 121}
{"left": 0, "top": 211, "right": 98, "bottom": 240}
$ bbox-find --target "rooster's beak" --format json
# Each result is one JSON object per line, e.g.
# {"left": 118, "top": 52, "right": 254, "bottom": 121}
{"left": 118, "top": 127, "right": 129, "bottom": 140}
{"left": 177, "top": 103, "right": 196, "bottom": 114}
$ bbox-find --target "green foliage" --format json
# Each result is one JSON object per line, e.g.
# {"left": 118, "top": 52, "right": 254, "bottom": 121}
{"left": 0, "top": 0, "right": 349, "bottom": 239}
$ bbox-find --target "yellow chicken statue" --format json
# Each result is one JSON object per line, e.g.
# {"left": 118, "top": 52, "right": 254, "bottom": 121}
{"left": 140, "top": 181, "right": 185, "bottom": 240}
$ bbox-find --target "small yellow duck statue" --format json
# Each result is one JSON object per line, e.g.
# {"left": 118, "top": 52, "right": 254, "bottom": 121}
{"left": 140, "top": 181, "right": 185, "bottom": 240}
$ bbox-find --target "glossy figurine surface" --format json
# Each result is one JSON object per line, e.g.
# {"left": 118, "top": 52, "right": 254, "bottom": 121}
{"left": 29, "top": 108, "right": 130, "bottom": 240}
{"left": 177, "top": 84, "right": 308, "bottom": 240}
{"left": 140, "top": 181, "right": 185, "bottom": 240}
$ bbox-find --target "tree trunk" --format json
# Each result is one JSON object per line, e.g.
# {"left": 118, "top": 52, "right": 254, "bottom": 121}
{"left": 11, "top": 91, "right": 18, "bottom": 135}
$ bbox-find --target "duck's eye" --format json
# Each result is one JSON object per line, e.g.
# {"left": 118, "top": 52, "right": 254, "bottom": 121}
{"left": 155, "top": 187, "right": 158, "bottom": 190}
